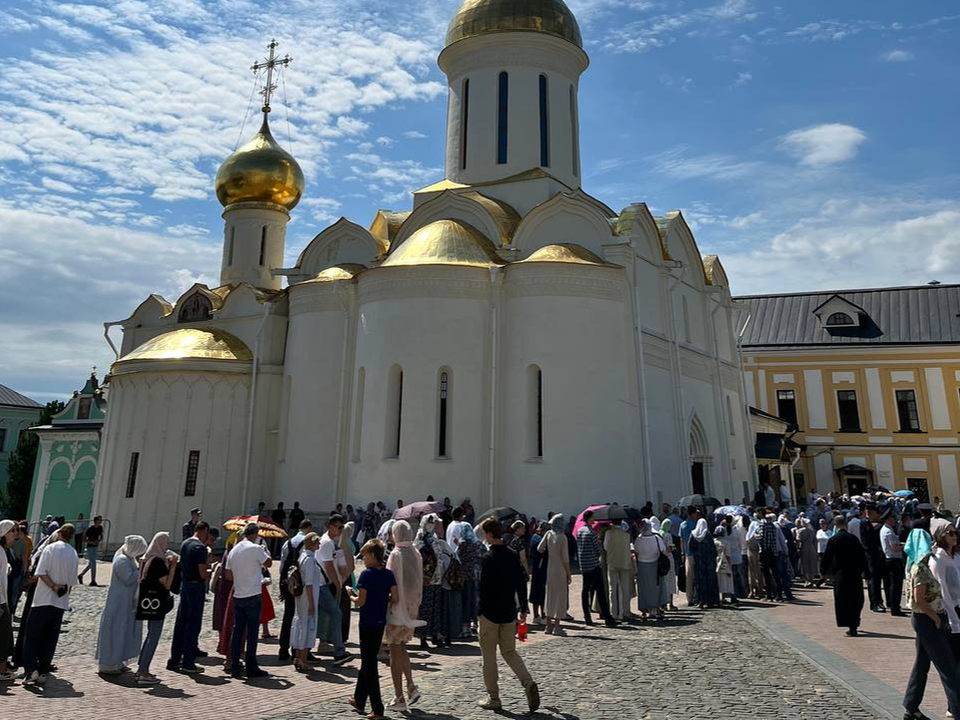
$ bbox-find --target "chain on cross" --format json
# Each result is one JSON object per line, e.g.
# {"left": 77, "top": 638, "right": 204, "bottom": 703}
{"left": 251, "top": 39, "right": 292, "bottom": 115}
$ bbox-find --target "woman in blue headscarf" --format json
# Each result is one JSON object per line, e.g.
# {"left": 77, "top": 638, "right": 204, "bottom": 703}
{"left": 457, "top": 522, "right": 483, "bottom": 637}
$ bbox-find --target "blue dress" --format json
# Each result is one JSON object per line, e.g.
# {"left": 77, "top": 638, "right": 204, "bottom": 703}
{"left": 690, "top": 536, "right": 721, "bottom": 607}
{"left": 95, "top": 553, "right": 143, "bottom": 671}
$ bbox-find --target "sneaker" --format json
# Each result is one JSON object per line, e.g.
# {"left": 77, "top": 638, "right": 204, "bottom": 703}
{"left": 332, "top": 653, "right": 352, "bottom": 666}
{"left": 408, "top": 687, "right": 421, "bottom": 705}
{"left": 246, "top": 668, "right": 268, "bottom": 679}
{"left": 166, "top": 659, "right": 179, "bottom": 672}
{"left": 387, "top": 697, "right": 407, "bottom": 713}
{"left": 180, "top": 664, "right": 203, "bottom": 674}
{"left": 0, "top": 671, "right": 16, "bottom": 682}
{"left": 137, "top": 674, "right": 160, "bottom": 686}
{"left": 194, "top": 650, "right": 209, "bottom": 658}
{"left": 477, "top": 696, "right": 503, "bottom": 711}
{"left": 525, "top": 682, "right": 541, "bottom": 713}
{"left": 37, "top": 673, "right": 49, "bottom": 685}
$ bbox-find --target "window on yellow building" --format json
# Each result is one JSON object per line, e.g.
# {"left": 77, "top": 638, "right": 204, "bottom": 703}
{"left": 777, "top": 389, "right": 798, "bottom": 428}
{"left": 896, "top": 389, "right": 921, "bottom": 432}
{"left": 837, "top": 390, "right": 861, "bottom": 431}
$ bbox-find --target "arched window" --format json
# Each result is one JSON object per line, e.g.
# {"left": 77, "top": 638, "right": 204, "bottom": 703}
{"left": 384, "top": 365, "right": 403, "bottom": 458}
{"left": 527, "top": 364, "right": 543, "bottom": 458}
{"left": 227, "top": 226, "right": 235, "bottom": 265}
{"left": 437, "top": 369, "right": 451, "bottom": 458}
{"left": 569, "top": 84, "right": 579, "bottom": 177}
{"left": 497, "top": 71, "right": 508, "bottom": 164}
{"left": 352, "top": 367, "right": 365, "bottom": 462}
{"left": 826, "top": 312, "right": 853, "bottom": 326}
{"left": 682, "top": 296, "right": 691, "bottom": 343}
{"left": 460, "top": 78, "right": 470, "bottom": 170}
{"left": 539, "top": 74, "right": 550, "bottom": 167}
{"left": 259, "top": 226, "right": 267, "bottom": 266}
{"left": 726, "top": 395, "right": 736, "bottom": 435}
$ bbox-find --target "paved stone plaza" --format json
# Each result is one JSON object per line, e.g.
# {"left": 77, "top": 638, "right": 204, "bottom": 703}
{"left": 0, "top": 566, "right": 937, "bottom": 720}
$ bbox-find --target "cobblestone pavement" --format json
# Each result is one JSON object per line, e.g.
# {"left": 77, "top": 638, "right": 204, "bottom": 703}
{"left": 1, "top": 562, "right": 897, "bottom": 719}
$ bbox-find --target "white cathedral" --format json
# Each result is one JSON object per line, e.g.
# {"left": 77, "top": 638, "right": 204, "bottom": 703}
{"left": 93, "top": 0, "right": 755, "bottom": 540}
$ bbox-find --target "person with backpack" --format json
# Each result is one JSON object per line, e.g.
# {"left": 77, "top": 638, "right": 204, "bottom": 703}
{"left": 278, "top": 518, "right": 312, "bottom": 662}
{"left": 291, "top": 532, "right": 321, "bottom": 672}
{"left": 135, "top": 532, "right": 178, "bottom": 686}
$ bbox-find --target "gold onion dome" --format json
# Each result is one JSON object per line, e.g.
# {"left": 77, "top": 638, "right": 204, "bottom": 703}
{"left": 381, "top": 219, "right": 504, "bottom": 268}
{"left": 518, "top": 243, "right": 610, "bottom": 265}
{"left": 114, "top": 328, "right": 253, "bottom": 367}
{"left": 446, "top": 0, "right": 582, "bottom": 48}
{"left": 215, "top": 116, "right": 304, "bottom": 210}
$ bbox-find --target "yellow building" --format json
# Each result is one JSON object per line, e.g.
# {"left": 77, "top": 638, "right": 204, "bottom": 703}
{"left": 738, "top": 283, "right": 960, "bottom": 509}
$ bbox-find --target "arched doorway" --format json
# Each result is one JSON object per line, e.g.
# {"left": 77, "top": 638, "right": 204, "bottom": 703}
{"left": 689, "top": 415, "right": 711, "bottom": 495}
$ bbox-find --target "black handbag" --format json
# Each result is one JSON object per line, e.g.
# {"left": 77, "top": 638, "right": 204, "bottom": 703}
{"left": 136, "top": 584, "right": 173, "bottom": 620}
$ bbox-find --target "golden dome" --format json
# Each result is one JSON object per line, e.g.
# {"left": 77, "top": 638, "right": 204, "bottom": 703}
{"left": 446, "top": 0, "right": 582, "bottom": 49}
{"left": 215, "top": 117, "right": 304, "bottom": 210}
{"left": 306, "top": 264, "right": 367, "bottom": 283}
{"left": 381, "top": 220, "right": 504, "bottom": 268}
{"left": 114, "top": 328, "right": 253, "bottom": 367}
{"left": 517, "top": 243, "right": 611, "bottom": 265}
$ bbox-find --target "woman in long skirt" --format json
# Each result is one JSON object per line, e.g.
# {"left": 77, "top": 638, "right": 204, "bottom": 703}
{"left": 797, "top": 519, "right": 820, "bottom": 587}
{"left": 659, "top": 519, "right": 678, "bottom": 610}
{"left": 714, "top": 527, "right": 737, "bottom": 604}
{"left": 96, "top": 535, "right": 148, "bottom": 674}
{"left": 537, "top": 514, "right": 571, "bottom": 635}
{"left": 690, "top": 519, "right": 720, "bottom": 608}
{"left": 633, "top": 520, "right": 665, "bottom": 620}
{"left": 458, "top": 523, "right": 483, "bottom": 637}
{"left": 528, "top": 521, "right": 549, "bottom": 624}
{"left": 416, "top": 515, "right": 448, "bottom": 648}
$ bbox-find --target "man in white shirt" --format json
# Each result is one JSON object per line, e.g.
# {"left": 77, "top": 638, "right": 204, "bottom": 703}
{"left": 879, "top": 512, "right": 906, "bottom": 616}
{"left": 21, "top": 524, "right": 79, "bottom": 685}
{"left": 779, "top": 481, "right": 791, "bottom": 507}
{"left": 316, "top": 515, "right": 350, "bottom": 664}
{"left": 446, "top": 507, "right": 466, "bottom": 548}
{"left": 224, "top": 522, "right": 272, "bottom": 679}
{"left": 763, "top": 482, "right": 776, "bottom": 509}
{"left": 279, "top": 518, "right": 313, "bottom": 661}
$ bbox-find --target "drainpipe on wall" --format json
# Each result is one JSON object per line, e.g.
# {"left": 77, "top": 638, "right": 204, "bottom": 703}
{"left": 242, "top": 303, "right": 270, "bottom": 513}
{"left": 487, "top": 266, "right": 501, "bottom": 510}
{"left": 631, "top": 256, "right": 654, "bottom": 505}
{"left": 332, "top": 283, "right": 352, "bottom": 505}
{"left": 103, "top": 321, "right": 123, "bottom": 360}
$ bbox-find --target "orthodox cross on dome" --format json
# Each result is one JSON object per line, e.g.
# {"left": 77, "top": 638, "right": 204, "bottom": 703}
{"left": 251, "top": 39, "right": 292, "bottom": 115}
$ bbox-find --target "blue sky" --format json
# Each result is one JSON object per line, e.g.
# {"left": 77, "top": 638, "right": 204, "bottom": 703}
{"left": 1, "top": 0, "right": 958, "bottom": 401}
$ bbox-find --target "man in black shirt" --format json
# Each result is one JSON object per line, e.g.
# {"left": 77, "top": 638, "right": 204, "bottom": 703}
{"left": 287, "top": 501, "right": 304, "bottom": 532}
{"left": 78, "top": 515, "right": 103, "bottom": 586}
{"left": 168, "top": 521, "right": 211, "bottom": 674}
{"left": 182, "top": 508, "right": 201, "bottom": 542}
{"left": 476, "top": 518, "right": 540, "bottom": 713}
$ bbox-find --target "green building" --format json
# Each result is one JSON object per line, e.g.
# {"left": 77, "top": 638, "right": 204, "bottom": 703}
{"left": 1, "top": 383, "right": 42, "bottom": 499}
{"left": 27, "top": 373, "right": 106, "bottom": 526}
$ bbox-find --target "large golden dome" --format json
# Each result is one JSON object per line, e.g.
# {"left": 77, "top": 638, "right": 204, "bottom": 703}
{"left": 446, "top": 0, "right": 582, "bottom": 48}
{"left": 381, "top": 220, "right": 504, "bottom": 268}
{"left": 215, "top": 116, "right": 304, "bottom": 210}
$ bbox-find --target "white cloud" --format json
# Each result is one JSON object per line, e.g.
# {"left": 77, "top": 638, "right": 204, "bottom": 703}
{"left": 724, "top": 201, "right": 960, "bottom": 294}
{"left": 780, "top": 123, "right": 866, "bottom": 166}
{"left": 603, "top": 0, "right": 759, "bottom": 53}
{"left": 733, "top": 71, "right": 752, "bottom": 86}
{"left": 649, "top": 146, "right": 760, "bottom": 180}
{"left": 403, "top": 130, "right": 427, "bottom": 139}
{"left": 881, "top": 49, "right": 914, "bottom": 62}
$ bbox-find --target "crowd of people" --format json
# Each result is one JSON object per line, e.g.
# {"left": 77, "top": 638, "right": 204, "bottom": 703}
{"left": 3, "top": 487, "right": 960, "bottom": 720}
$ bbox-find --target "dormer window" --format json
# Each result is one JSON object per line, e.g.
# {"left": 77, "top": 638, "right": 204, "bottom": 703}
{"left": 826, "top": 312, "right": 855, "bottom": 327}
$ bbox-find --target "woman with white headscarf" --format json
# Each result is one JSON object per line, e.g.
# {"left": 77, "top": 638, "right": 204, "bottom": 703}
{"left": 135, "top": 532, "right": 179, "bottom": 685}
{"left": 537, "top": 514, "right": 571, "bottom": 635}
{"left": 339, "top": 521, "right": 357, "bottom": 645}
{"left": 633, "top": 519, "right": 666, "bottom": 620}
{"left": 385, "top": 520, "right": 424, "bottom": 712}
{"left": 96, "top": 534, "right": 148, "bottom": 674}
{"left": 690, "top": 519, "right": 720, "bottom": 609}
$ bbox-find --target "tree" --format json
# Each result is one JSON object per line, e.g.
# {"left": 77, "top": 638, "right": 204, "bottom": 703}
{"left": 0, "top": 400, "right": 65, "bottom": 519}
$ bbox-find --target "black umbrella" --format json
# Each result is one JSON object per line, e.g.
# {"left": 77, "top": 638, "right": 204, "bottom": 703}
{"left": 591, "top": 505, "right": 641, "bottom": 522}
{"left": 476, "top": 506, "right": 521, "bottom": 524}
{"left": 678, "top": 494, "right": 722, "bottom": 509}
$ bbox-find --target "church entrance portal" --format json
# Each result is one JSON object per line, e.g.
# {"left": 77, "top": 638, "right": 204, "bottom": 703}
{"left": 691, "top": 462, "right": 705, "bottom": 495}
